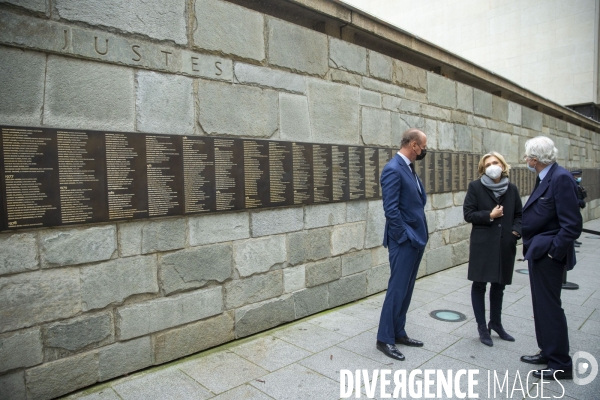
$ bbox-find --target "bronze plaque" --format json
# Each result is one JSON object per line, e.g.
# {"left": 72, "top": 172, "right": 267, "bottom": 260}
{"left": 414, "top": 156, "right": 427, "bottom": 193}
{"left": 183, "top": 136, "right": 215, "bottom": 213}
{"left": 442, "top": 152, "right": 452, "bottom": 192}
{"left": 105, "top": 132, "right": 148, "bottom": 221}
{"left": 214, "top": 138, "right": 244, "bottom": 211}
{"left": 426, "top": 151, "right": 436, "bottom": 193}
{"left": 364, "top": 147, "right": 379, "bottom": 199}
{"left": 378, "top": 148, "right": 393, "bottom": 197}
{"left": 472, "top": 154, "right": 480, "bottom": 181}
{"left": 348, "top": 146, "right": 365, "bottom": 200}
{"left": 1, "top": 126, "right": 60, "bottom": 229}
{"left": 242, "top": 140, "right": 269, "bottom": 209}
{"left": 451, "top": 153, "right": 459, "bottom": 192}
{"left": 268, "top": 141, "right": 293, "bottom": 207}
{"left": 292, "top": 142, "right": 313, "bottom": 205}
{"left": 312, "top": 144, "right": 332, "bottom": 203}
{"left": 331, "top": 145, "right": 349, "bottom": 201}
{"left": 145, "top": 134, "right": 184, "bottom": 217}
{"left": 434, "top": 152, "right": 444, "bottom": 193}
{"left": 459, "top": 153, "right": 468, "bottom": 191}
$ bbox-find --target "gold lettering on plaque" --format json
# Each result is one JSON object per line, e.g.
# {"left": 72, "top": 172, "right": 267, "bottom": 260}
{"left": 94, "top": 36, "right": 108, "bottom": 55}
{"left": 131, "top": 45, "right": 142, "bottom": 62}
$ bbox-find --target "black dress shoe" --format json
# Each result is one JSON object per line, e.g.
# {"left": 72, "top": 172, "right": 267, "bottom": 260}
{"left": 574, "top": 242, "right": 581, "bottom": 247}
{"left": 376, "top": 341, "right": 405, "bottom": 361}
{"left": 532, "top": 368, "right": 572, "bottom": 380}
{"left": 521, "top": 353, "right": 549, "bottom": 365}
{"left": 395, "top": 336, "right": 424, "bottom": 347}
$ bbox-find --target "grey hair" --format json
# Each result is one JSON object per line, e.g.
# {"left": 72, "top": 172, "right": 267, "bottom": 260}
{"left": 525, "top": 136, "right": 558, "bottom": 164}
{"left": 400, "top": 128, "right": 425, "bottom": 148}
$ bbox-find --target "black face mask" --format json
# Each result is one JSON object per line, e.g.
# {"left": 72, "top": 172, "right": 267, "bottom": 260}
{"left": 415, "top": 147, "right": 427, "bottom": 161}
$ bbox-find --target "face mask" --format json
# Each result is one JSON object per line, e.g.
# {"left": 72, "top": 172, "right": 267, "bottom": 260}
{"left": 576, "top": 177, "right": 582, "bottom": 183}
{"left": 485, "top": 165, "right": 503, "bottom": 180}
{"left": 527, "top": 164, "right": 537, "bottom": 173}
{"left": 415, "top": 147, "right": 427, "bottom": 161}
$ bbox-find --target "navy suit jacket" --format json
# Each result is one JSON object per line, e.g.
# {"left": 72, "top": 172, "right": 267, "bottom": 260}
{"left": 522, "top": 163, "right": 582, "bottom": 270}
{"left": 381, "top": 154, "right": 428, "bottom": 250}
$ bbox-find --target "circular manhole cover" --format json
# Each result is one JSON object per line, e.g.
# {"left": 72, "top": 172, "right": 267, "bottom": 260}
{"left": 516, "top": 269, "right": 529, "bottom": 274}
{"left": 429, "top": 310, "right": 467, "bottom": 322}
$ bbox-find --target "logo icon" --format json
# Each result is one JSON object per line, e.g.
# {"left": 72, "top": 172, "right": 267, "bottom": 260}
{"left": 573, "top": 351, "right": 598, "bottom": 385}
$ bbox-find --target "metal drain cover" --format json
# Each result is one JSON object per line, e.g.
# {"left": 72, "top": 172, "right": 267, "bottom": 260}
{"left": 429, "top": 310, "right": 467, "bottom": 322}
{"left": 516, "top": 269, "right": 529, "bottom": 274}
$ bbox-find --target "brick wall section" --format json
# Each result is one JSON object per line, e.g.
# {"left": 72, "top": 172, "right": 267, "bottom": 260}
{"left": 0, "top": 0, "right": 600, "bottom": 398}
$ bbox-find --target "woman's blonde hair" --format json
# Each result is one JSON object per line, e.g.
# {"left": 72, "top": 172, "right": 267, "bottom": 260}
{"left": 478, "top": 151, "right": 510, "bottom": 177}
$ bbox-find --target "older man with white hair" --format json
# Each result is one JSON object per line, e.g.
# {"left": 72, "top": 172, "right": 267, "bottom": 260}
{"left": 520, "top": 136, "right": 582, "bottom": 380}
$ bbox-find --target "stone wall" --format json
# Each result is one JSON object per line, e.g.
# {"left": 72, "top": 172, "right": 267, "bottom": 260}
{"left": 1, "top": 0, "right": 600, "bottom": 399}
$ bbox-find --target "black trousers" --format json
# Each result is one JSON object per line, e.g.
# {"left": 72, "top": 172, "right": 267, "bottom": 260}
{"left": 529, "top": 256, "right": 572, "bottom": 371}
{"left": 471, "top": 281, "right": 505, "bottom": 326}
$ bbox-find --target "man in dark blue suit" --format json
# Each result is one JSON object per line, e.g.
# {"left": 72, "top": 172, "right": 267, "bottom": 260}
{"left": 376, "top": 128, "right": 429, "bottom": 361}
{"left": 520, "top": 136, "right": 582, "bottom": 380}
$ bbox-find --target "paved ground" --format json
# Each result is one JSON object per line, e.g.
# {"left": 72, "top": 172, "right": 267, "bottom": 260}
{"left": 64, "top": 219, "right": 600, "bottom": 400}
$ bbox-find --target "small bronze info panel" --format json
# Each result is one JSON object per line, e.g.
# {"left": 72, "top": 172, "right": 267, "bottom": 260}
{"left": 0, "top": 125, "right": 534, "bottom": 231}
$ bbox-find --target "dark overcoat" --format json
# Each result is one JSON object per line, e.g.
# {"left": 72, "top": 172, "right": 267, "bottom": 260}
{"left": 463, "top": 179, "right": 523, "bottom": 284}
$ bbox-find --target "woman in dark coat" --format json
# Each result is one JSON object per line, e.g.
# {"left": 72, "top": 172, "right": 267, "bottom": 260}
{"left": 463, "top": 151, "right": 522, "bottom": 347}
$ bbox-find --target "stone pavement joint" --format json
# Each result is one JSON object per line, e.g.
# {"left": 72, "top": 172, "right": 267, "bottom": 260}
{"left": 64, "top": 219, "right": 600, "bottom": 400}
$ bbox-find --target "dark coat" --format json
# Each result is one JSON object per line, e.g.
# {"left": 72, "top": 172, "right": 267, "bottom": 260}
{"left": 463, "top": 179, "right": 523, "bottom": 284}
{"left": 522, "top": 163, "right": 582, "bottom": 270}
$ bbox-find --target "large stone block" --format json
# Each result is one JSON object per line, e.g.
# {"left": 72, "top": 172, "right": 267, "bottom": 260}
{"left": 437, "top": 121, "right": 455, "bottom": 151}
{"left": 235, "top": 63, "right": 305, "bottom": 93}
{"left": 44, "top": 56, "right": 134, "bottom": 130}
{"left": 346, "top": 200, "right": 368, "bottom": 222}
{"left": 492, "top": 96, "right": 509, "bottom": 122}
{"left": 361, "top": 107, "right": 391, "bottom": 146}
{"left": 0, "top": 328, "right": 42, "bottom": 373}
{"left": 307, "top": 78, "right": 359, "bottom": 144}
{"left": 116, "top": 287, "right": 223, "bottom": 340}
{"left": 44, "top": 313, "right": 113, "bottom": 359}
{"left": 426, "top": 245, "right": 453, "bottom": 274}
{"left": 0, "top": 269, "right": 80, "bottom": 333}
{"left": 367, "top": 264, "right": 390, "bottom": 295}
{"left": 153, "top": 312, "right": 234, "bottom": 364}
{"left": 382, "top": 96, "right": 420, "bottom": 114}
{"left": 235, "top": 295, "right": 295, "bottom": 338}
{"left": 118, "top": 221, "right": 144, "bottom": 257}
{"left": 371, "top": 246, "right": 388, "bottom": 267}
{"left": 1, "top": 0, "right": 45, "bottom": 12}
{"left": 304, "top": 203, "right": 345, "bottom": 229}
{"left": 159, "top": 244, "right": 232, "bottom": 295}
{"left": 391, "top": 113, "right": 424, "bottom": 146}
{"left": 267, "top": 18, "right": 328, "bottom": 75}
{"left": 432, "top": 193, "right": 453, "bottom": 209}
{"left": 368, "top": 51, "right": 392, "bottom": 81}
{"left": 0, "top": 47, "right": 45, "bottom": 126}
{"left": 522, "top": 107, "right": 543, "bottom": 131}
{"left": 331, "top": 222, "right": 366, "bottom": 255}
{"left": 136, "top": 71, "right": 194, "bottom": 135}
{"left": 287, "top": 228, "right": 330, "bottom": 265}
{"left": 456, "top": 82, "right": 473, "bottom": 113}
{"left": 427, "top": 72, "right": 456, "bottom": 109}
{"left": 280, "top": 93, "right": 312, "bottom": 141}
{"left": 56, "top": 0, "right": 186, "bottom": 44}
{"left": 482, "top": 130, "right": 511, "bottom": 156}
{"left": 329, "top": 38, "right": 367, "bottom": 74}
{"left": 141, "top": 218, "right": 186, "bottom": 254}
{"left": 330, "top": 69, "right": 362, "bottom": 86}
{"left": 189, "top": 212, "right": 249, "bottom": 246}
{"left": 194, "top": 0, "right": 264, "bottom": 60}
{"left": 455, "top": 124, "right": 472, "bottom": 152}
{"left": 251, "top": 207, "right": 303, "bottom": 236}
{"left": 359, "top": 89, "right": 382, "bottom": 108}
{"left": 99, "top": 337, "right": 152, "bottom": 381}
{"left": 392, "top": 60, "right": 426, "bottom": 91}
{"left": 342, "top": 250, "right": 371, "bottom": 276}
{"left": 0, "top": 371, "right": 25, "bottom": 400}
{"left": 305, "top": 258, "right": 341, "bottom": 287}
{"left": 473, "top": 89, "right": 492, "bottom": 118}
{"left": 40, "top": 225, "right": 116, "bottom": 268}
{"left": 436, "top": 206, "right": 465, "bottom": 230}
{"left": 82, "top": 255, "right": 158, "bottom": 311}
{"left": 283, "top": 265, "right": 305, "bottom": 293}
{"left": 452, "top": 240, "right": 470, "bottom": 266}
{"left": 234, "top": 235, "right": 286, "bottom": 277}
{"left": 198, "top": 79, "right": 278, "bottom": 137}
{"left": 293, "top": 284, "right": 328, "bottom": 318}
{"left": 365, "top": 200, "right": 385, "bottom": 248}
{"left": 328, "top": 273, "right": 367, "bottom": 307}
{"left": 362, "top": 77, "right": 405, "bottom": 97}
{"left": 0, "top": 232, "right": 38, "bottom": 276}
{"left": 225, "top": 270, "right": 283, "bottom": 309}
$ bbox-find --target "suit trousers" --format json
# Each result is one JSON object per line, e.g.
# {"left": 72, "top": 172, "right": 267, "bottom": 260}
{"left": 377, "top": 239, "right": 424, "bottom": 344}
{"left": 528, "top": 256, "right": 572, "bottom": 371}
